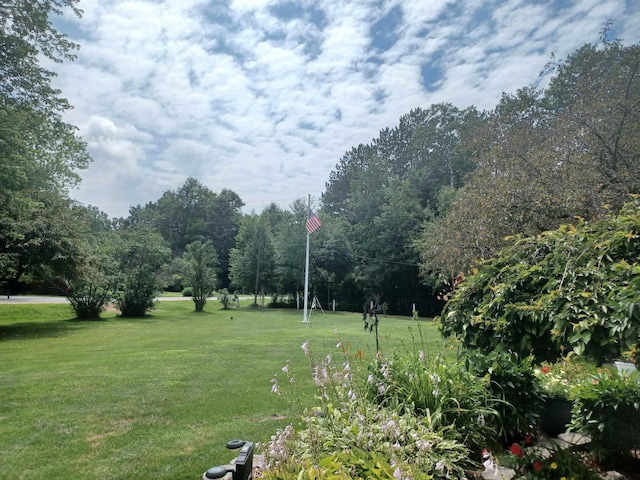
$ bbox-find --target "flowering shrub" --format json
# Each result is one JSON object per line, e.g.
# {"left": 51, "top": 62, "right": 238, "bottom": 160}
{"left": 363, "top": 349, "right": 501, "bottom": 455}
{"left": 495, "top": 436, "right": 601, "bottom": 479}
{"left": 263, "top": 340, "right": 476, "bottom": 479}
{"left": 534, "top": 359, "right": 601, "bottom": 400}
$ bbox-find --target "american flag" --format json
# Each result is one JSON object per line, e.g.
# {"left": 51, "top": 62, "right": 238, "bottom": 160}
{"left": 306, "top": 209, "right": 322, "bottom": 234}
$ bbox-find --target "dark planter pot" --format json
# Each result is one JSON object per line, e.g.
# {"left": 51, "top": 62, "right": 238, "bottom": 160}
{"left": 540, "top": 398, "right": 573, "bottom": 437}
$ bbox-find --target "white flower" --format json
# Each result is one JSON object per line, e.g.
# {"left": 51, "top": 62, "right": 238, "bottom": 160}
{"left": 270, "top": 379, "right": 280, "bottom": 395}
{"left": 281, "top": 364, "right": 289, "bottom": 374}
{"left": 419, "top": 350, "right": 425, "bottom": 362}
{"left": 301, "top": 341, "right": 310, "bottom": 355}
{"left": 416, "top": 439, "right": 432, "bottom": 451}
{"left": 393, "top": 465, "right": 402, "bottom": 480}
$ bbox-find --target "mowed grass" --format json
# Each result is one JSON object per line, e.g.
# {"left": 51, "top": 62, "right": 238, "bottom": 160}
{"left": 0, "top": 300, "right": 445, "bottom": 479}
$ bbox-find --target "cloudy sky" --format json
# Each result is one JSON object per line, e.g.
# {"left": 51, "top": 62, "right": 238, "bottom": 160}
{"left": 50, "top": 0, "right": 640, "bottom": 218}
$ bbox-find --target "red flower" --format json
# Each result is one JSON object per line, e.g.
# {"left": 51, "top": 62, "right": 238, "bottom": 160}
{"left": 533, "top": 461, "right": 543, "bottom": 471}
{"left": 541, "top": 366, "right": 552, "bottom": 374}
{"left": 525, "top": 434, "right": 532, "bottom": 445}
{"left": 509, "top": 443, "right": 523, "bottom": 458}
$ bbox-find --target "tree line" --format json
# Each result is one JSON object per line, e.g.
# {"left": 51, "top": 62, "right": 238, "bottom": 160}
{"left": 2, "top": 3, "right": 638, "bottom": 317}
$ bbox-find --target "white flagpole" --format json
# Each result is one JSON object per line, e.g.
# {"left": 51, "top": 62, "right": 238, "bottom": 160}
{"left": 303, "top": 195, "right": 311, "bottom": 323}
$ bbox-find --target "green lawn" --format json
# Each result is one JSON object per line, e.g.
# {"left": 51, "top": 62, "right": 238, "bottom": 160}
{"left": 0, "top": 301, "right": 444, "bottom": 479}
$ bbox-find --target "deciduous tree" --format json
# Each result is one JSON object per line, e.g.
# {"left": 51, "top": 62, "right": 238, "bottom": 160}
{"left": 180, "top": 240, "right": 219, "bottom": 312}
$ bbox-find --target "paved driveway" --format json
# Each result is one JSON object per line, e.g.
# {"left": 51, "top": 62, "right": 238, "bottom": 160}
{"left": 0, "top": 295, "right": 195, "bottom": 305}
{"left": 0, "top": 295, "right": 251, "bottom": 305}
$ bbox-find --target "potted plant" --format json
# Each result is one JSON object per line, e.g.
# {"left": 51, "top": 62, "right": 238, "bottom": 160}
{"left": 534, "top": 359, "right": 600, "bottom": 437}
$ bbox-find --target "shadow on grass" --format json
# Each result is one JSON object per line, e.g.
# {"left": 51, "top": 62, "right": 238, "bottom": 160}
{"left": 0, "top": 317, "right": 104, "bottom": 341}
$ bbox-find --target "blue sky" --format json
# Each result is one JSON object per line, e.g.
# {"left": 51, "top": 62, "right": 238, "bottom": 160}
{"left": 50, "top": 0, "right": 640, "bottom": 218}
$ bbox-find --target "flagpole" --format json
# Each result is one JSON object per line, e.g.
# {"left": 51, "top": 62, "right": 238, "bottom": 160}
{"left": 303, "top": 195, "right": 310, "bottom": 323}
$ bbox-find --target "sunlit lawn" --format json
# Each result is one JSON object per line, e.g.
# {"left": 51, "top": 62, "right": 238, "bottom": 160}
{"left": 0, "top": 300, "right": 444, "bottom": 479}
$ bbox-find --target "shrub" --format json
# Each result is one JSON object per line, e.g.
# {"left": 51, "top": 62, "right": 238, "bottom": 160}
{"left": 440, "top": 198, "right": 640, "bottom": 365}
{"left": 64, "top": 235, "right": 119, "bottom": 320}
{"left": 262, "top": 403, "right": 472, "bottom": 480}
{"left": 363, "top": 351, "right": 499, "bottom": 455}
{"left": 570, "top": 369, "right": 640, "bottom": 467}
{"left": 265, "top": 340, "right": 477, "bottom": 479}
{"left": 67, "top": 283, "right": 113, "bottom": 319}
{"left": 498, "top": 436, "right": 601, "bottom": 479}
{"left": 465, "top": 349, "right": 544, "bottom": 442}
{"left": 180, "top": 240, "right": 219, "bottom": 312}
{"left": 181, "top": 286, "right": 193, "bottom": 297}
{"left": 260, "top": 449, "right": 396, "bottom": 480}
{"left": 218, "top": 288, "right": 231, "bottom": 309}
{"left": 114, "top": 228, "right": 171, "bottom": 317}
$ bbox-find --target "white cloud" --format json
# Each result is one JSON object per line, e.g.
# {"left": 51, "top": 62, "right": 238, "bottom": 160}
{"left": 49, "top": 0, "right": 640, "bottom": 218}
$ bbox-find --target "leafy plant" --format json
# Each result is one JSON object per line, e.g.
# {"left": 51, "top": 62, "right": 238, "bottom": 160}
{"left": 180, "top": 240, "right": 219, "bottom": 312}
{"left": 440, "top": 198, "right": 640, "bottom": 366}
{"left": 259, "top": 450, "right": 396, "bottom": 480}
{"left": 266, "top": 339, "right": 476, "bottom": 479}
{"left": 570, "top": 369, "right": 640, "bottom": 467}
{"left": 497, "top": 436, "right": 601, "bottom": 479}
{"left": 364, "top": 350, "right": 499, "bottom": 455}
{"left": 466, "top": 349, "right": 544, "bottom": 442}
{"left": 114, "top": 228, "right": 171, "bottom": 317}
{"left": 218, "top": 288, "right": 231, "bottom": 309}
{"left": 64, "top": 234, "right": 120, "bottom": 319}
{"left": 534, "top": 358, "right": 602, "bottom": 400}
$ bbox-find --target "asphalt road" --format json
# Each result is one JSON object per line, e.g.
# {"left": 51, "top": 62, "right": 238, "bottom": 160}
{"left": 0, "top": 295, "right": 213, "bottom": 305}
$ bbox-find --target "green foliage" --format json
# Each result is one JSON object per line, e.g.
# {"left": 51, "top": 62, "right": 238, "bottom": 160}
{"left": 499, "top": 437, "right": 601, "bottom": 480}
{"left": 364, "top": 351, "right": 499, "bottom": 456}
{"left": 266, "top": 337, "right": 487, "bottom": 478}
{"left": 0, "top": 0, "right": 82, "bottom": 112}
{"left": 417, "top": 41, "right": 640, "bottom": 281}
{"left": 181, "top": 286, "right": 193, "bottom": 297}
{"left": 440, "top": 198, "right": 640, "bottom": 365}
{"left": 114, "top": 228, "right": 171, "bottom": 317}
{"left": 229, "top": 214, "right": 275, "bottom": 305}
{"left": 571, "top": 369, "right": 640, "bottom": 466}
{"left": 180, "top": 240, "right": 219, "bottom": 312}
{"left": 122, "top": 179, "right": 243, "bottom": 287}
{"left": 0, "top": 192, "right": 87, "bottom": 290}
{"left": 264, "top": 403, "right": 471, "bottom": 480}
{"left": 0, "top": 1, "right": 90, "bottom": 292}
{"left": 465, "top": 350, "right": 544, "bottom": 441}
{"left": 534, "top": 358, "right": 602, "bottom": 400}
{"left": 218, "top": 288, "right": 231, "bottom": 309}
{"left": 64, "top": 233, "right": 119, "bottom": 319}
{"left": 261, "top": 449, "right": 396, "bottom": 480}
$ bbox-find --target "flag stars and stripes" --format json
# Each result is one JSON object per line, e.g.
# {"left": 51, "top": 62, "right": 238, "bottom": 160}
{"left": 306, "top": 210, "right": 322, "bottom": 234}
